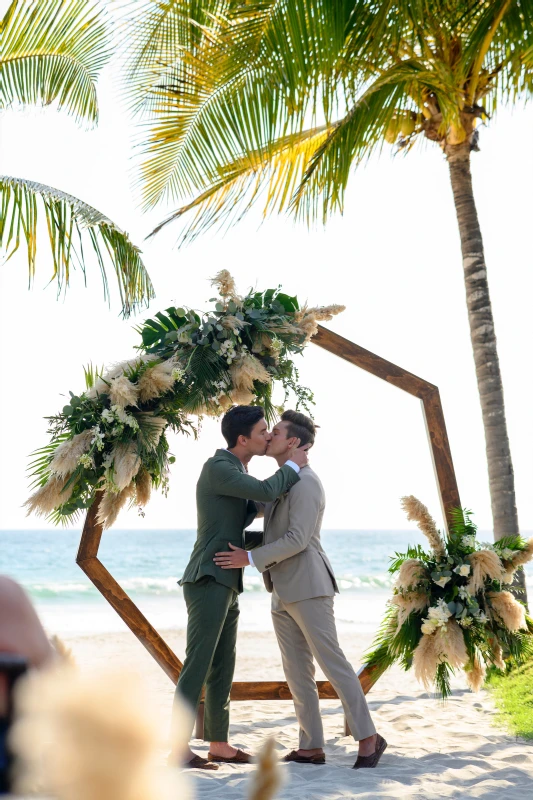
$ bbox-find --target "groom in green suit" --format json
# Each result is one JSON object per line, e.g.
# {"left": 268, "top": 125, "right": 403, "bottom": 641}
{"left": 174, "top": 405, "right": 309, "bottom": 769}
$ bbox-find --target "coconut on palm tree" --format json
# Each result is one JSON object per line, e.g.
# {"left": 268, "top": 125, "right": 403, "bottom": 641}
{"left": 0, "top": 0, "right": 154, "bottom": 316}
{"left": 122, "top": 0, "right": 531, "bottom": 589}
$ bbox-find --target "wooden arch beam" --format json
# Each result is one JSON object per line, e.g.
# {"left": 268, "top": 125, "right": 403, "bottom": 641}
{"left": 76, "top": 325, "right": 460, "bottom": 731}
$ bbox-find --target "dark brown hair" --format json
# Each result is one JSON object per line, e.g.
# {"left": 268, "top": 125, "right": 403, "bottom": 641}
{"left": 281, "top": 409, "right": 317, "bottom": 448}
{"left": 221, "top": 405, "right": 265, "bottom": 448}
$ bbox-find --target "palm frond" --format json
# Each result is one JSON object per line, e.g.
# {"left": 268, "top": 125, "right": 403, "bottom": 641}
{"left": 0, "top": 0, "right": 111, "bottom": 124}
{"left": 0, "top": 176, "right": 154, "bottom": 317}
{"left": 148, "top": 125, "right": 332, "bottom": 243}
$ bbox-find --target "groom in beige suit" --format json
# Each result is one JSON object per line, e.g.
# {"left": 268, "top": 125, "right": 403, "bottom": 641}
{"left": 214, "top": 410, "right": 387, "bottom": 769}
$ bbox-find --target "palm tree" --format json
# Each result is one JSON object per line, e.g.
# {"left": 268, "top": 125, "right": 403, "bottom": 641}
{"left": 123, "top": 0, "right": 531, "bottom": 580}
{"left": 1, "top": 0, "right": 154, "bottom": 316}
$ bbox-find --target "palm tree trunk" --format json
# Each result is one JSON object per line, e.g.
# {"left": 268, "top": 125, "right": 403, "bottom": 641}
{"left": 445, "top": 141, "right": 526, "bottom": 601}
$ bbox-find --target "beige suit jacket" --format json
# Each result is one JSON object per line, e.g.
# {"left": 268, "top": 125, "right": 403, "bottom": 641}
{"left": 251, "top": 466, "right": 339, "bottom": 603}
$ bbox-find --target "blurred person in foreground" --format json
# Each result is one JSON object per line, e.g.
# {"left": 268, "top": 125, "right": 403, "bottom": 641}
{"left": 173, "top": 405, "right": 309, "bottom": 770}
{"left": 0, "top": 576, "right": 55, "bottom": 793}
{"left": 214, "top": 410, "right": 387, "bottom": 770}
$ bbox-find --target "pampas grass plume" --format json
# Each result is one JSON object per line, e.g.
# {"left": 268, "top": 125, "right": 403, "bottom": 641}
{"left": 230, "top": 387, "right": 255, "bottom": 405}
{"left": 248, "top": 737, "right": 281, "bottom": 800}
{"left": 467, "top": 550, "right": 504, "bottom": 594}
{"left": 412, "top": 633, "right": 439, "bottom": 689}
{"left": 24, "top": 475, "right": 75, "bottom": 516}
{"left": 395, "top": 558, "right": 428, "bottom": 591}
{"left": 465, "top": 650, "right": 486, "bottom": 692}
{"left": 400, "top": 496, "right": 446, "bottom": 559}
{"left": 50, "top": 430, "right": 94, "bottom": 477}
{"left": 230, "top": 352, "right": 271, "bottom": 391}
{"left": 391, "top": 591, "right": 429, "bottom": 629}
{"left": 435, "top": 619, "right": 468, "bottom": 670}
{"left": 11, "top": 667, "right": 190, "bottom": 800}
{"left": 487, "top": 590, "right": 527, "bottom": 632}
{"left": 109, "top": 375, "right": 138, "bottom": 409}
{"left": 113, "top": 442, "right": 141, "bottom": 491}
{"left": 138, "top": 361, "right": 175, "bottom": 403}
{"left": 211, "top": 269, "right": 239, "bottom": 301}
{"left": 490, "top": 639, "right": 505, "bottom": 671}
{"left": 135, "top": 469, "right": 152, "bottom": 507}
{"left": 97, "top": 485, "right": 134, "bottom": 529}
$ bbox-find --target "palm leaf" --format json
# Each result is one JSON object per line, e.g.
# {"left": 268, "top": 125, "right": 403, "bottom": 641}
{"left": 0, "top": 176, "right": 154, "bottom": 317}
{"left": 148, "top": 124, "right": 332, "bottom": 243}
{"left": 1, "top": 0, "right": 111, "bottom": 124}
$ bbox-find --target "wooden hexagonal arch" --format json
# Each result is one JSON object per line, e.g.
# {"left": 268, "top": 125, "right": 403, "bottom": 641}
{"left": 76, "top": 325, "right": 460, "bottom": 736}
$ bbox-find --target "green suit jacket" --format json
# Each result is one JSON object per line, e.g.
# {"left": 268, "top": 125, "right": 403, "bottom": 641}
{"left": 180, "top": 449, "right": 300, "bottom": 593}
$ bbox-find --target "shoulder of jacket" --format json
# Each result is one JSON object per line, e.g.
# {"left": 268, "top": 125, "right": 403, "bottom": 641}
{"left": 291, "top": 467, "right": 323, "bottom": 494}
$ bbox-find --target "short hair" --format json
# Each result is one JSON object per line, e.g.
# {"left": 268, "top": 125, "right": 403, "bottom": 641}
{"left": 280, "top": 409, "right": 317, "bottom": 448}
{"left": 221, "top": 405, "right": 265, "bottom": 448}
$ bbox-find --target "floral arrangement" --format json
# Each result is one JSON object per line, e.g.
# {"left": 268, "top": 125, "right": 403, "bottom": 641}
{"left": 25, "top": 271, "right": 344, "bottom": 528}
{"left": 364, "top": 496, "right": 533, "bottom": 698}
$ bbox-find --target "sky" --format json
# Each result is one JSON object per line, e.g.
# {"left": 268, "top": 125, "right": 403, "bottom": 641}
{"left": 0, "top": 42, "right": 532, "bottom": 535}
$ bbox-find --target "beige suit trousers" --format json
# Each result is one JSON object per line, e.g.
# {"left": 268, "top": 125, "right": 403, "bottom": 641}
{"left": 271, "top": 590, "right": 376, "bottom": 749}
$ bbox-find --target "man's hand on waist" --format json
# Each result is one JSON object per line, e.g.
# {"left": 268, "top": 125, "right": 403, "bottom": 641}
{"left": 213, "top": 543, "right": 250, "bottom": 569}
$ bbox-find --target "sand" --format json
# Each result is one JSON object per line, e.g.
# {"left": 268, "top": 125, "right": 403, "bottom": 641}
{"left": 62, "top": 625, "right": 533, "bottom": 799}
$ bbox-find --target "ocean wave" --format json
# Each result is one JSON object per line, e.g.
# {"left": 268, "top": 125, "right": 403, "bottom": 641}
{"left": 23, "top": 568, "right": 533, "bottom": 600}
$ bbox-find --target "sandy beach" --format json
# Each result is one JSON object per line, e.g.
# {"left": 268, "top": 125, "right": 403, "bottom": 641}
{"left": 64, "top": 626, "right": 533, "bottom": 799}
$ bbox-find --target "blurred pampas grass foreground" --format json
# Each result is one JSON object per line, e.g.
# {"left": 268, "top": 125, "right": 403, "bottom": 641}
{"left": 9, "top": 661, "right": 283, "bottom": 800}
{"left": 249, "top": 738, "right": 282, "bottom": 800}
{"left": 10, "top": 666, "right": 192, "bottom": 800}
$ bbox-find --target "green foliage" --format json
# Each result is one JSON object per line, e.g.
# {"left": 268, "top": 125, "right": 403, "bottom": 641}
{"left": 487, "top": 658, "right": 533, "bottom": 739}
{"left": 0, "top": 177, "right": 154, "bottom": 318}
{"left": 389, "top": 544, "right": 428, "bottom": 573}
{"left": 1, "top": 3, "right": 154, "bottom": 315}
{"left": 118, "top": 0, "right": 533, "bottom": 239}
{"left": 1, "top": 0, "right": 111, "bottom": 124}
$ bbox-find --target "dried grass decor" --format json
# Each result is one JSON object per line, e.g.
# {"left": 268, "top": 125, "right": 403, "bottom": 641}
{"left": 10, "top": 666, "right": 191, "bottom": 800}
{"left": 25, "top": 275, "right": 344, "bottom": 527}
{"left": 364, "top": 502, "right": 533, "bottom": 698}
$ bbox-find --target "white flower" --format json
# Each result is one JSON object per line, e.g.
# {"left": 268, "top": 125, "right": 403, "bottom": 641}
{"left": 111, "top": 405, "right": 139, "bottom": 430}
{"left": 78, "top": 453, "right": 94, "bottom": 469}
{"left": 458, "top": 616, "right": 473, "bottom": 628}
{"left": 101, "top": 408, "right": 114, "bottom": 423}
{"left": 171, "top": 368, "right": 186, "bottom": 383}
{"left": 458, "top": 586, "right": 471, "bottom": 601}
{"left": 479, "top": 541, "right": 495, "bottom": 551}
{"left": 421, "top": 620, "right": 438, "bottom": 635}
{"left": 91, "top": 426, "right": 105, "bottom": 451}
{"left": 500, "top": 548, "right": 515, "bottom": 561}
{"left": 474, "top": 610, "right": 488, "bottom": 624}
{"left": 433, "top": 576, "right": 451, "bottom": 588}
{"left": 454, "top": 564, "right": 471, "bottom": 577}
{"left": 461, "top": 535, "right": 476, "bottom": 549}
{"left": 102, "top": 453, "right": 114, "bottom": 469}
{"left": 425, "top": 599, "right": 452, "bottom": 628}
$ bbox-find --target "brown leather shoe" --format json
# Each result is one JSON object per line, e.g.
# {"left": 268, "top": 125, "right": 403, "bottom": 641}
{"left": 207, "top": 748, "right": 252, "bottom": 764}
{"left": 184, "top": 755, "right": 219, "bottom": 770}
{"left": 352, "top": 734, "right": 387, "bottom": 769}
{"left": 283, "top": 750, "right": 326, "bottom": 764}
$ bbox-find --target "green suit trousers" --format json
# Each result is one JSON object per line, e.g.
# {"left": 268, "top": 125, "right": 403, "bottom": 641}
{"left": 175, "top": 576, "right": 239, "bottom": 742}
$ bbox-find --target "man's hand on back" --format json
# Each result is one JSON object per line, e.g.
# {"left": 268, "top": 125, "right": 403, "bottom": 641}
{"left": 288, "top": 441, "right": 311, "bottom": 468}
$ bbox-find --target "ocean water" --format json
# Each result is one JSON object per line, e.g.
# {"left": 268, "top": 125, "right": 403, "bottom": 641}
{"left": 1, "top": 529, "right": 531, "bottom": 637}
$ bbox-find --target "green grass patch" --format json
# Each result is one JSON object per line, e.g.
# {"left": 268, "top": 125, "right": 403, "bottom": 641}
{"left": 487, "top": 660, "right": 533, "bottom": 739}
